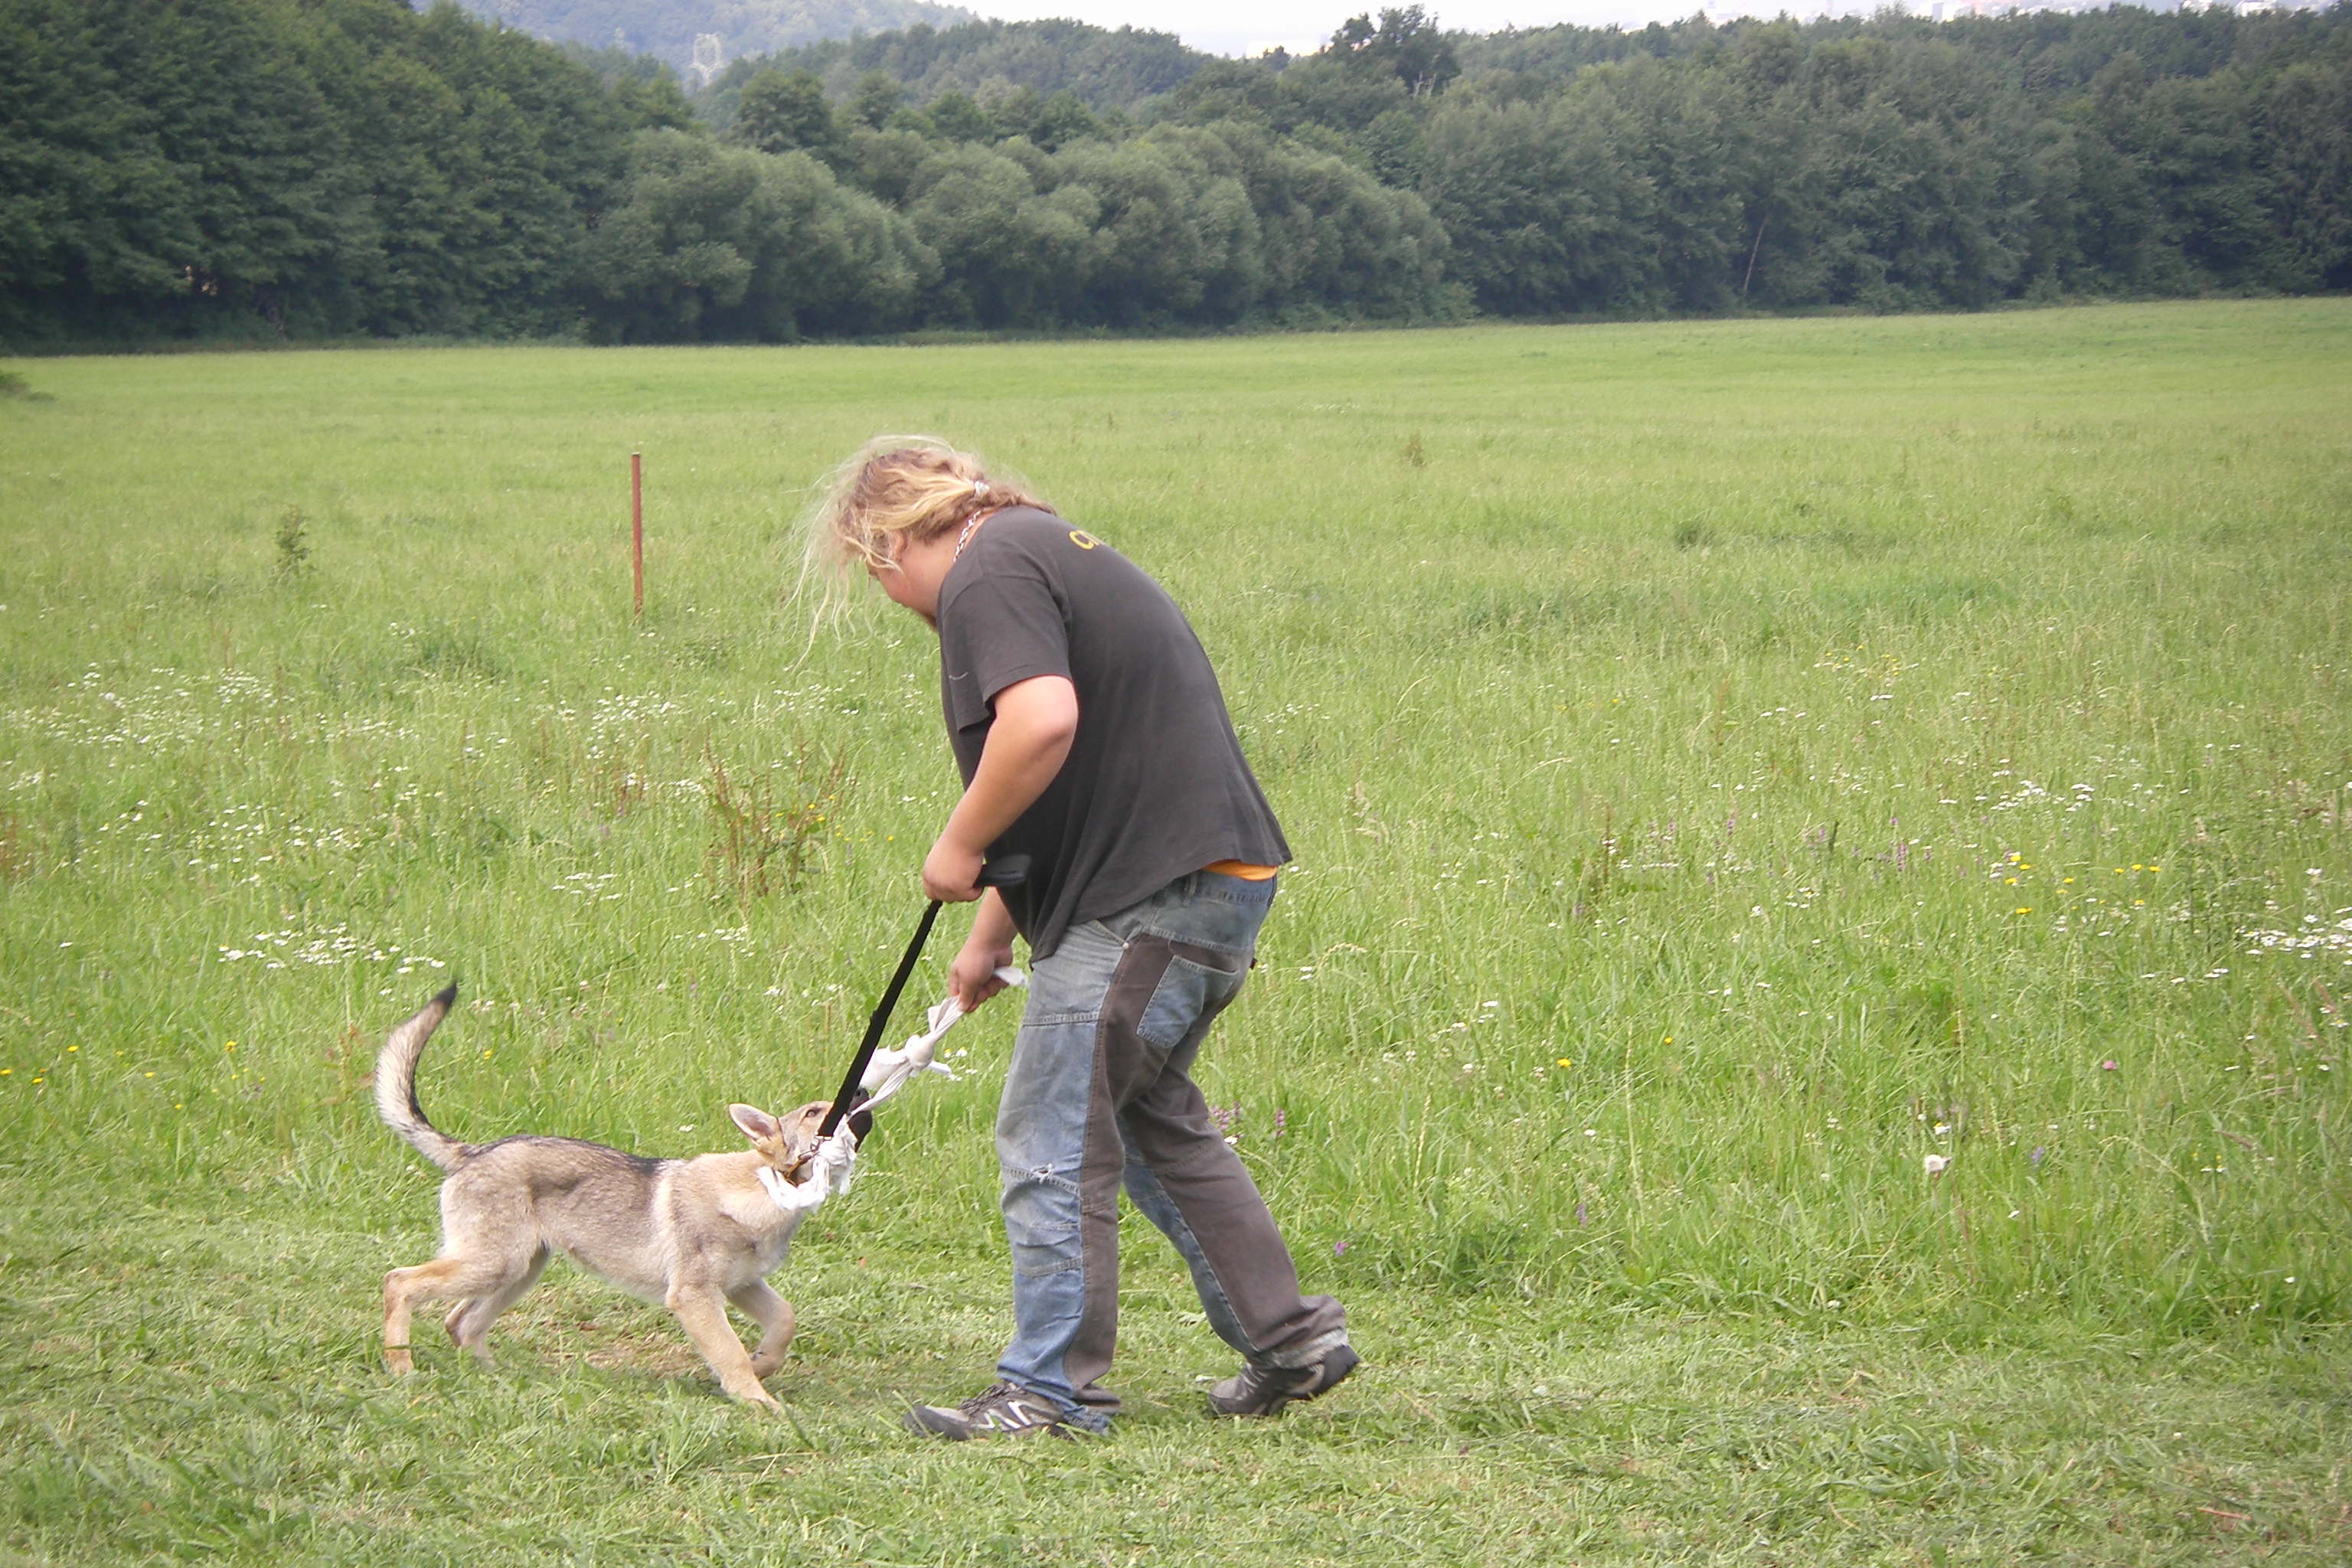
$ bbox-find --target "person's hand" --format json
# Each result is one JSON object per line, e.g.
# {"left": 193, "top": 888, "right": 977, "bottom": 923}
{"left": 923, "top": 832, "right": 984, "bottom": 903}
{"left": 949, "top": 931, "right": 1017, "bottom": 1011}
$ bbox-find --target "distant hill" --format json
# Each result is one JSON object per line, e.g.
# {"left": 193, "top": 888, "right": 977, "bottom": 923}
{"left": 447, "top": 0, "right": 979, "bottom": 82}
{"left": 711, "top": 17, "right": 1210, "bottom": 113}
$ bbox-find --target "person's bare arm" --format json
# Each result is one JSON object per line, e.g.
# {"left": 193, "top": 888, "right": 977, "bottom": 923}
{"left": 922, "top": 674, "right": 1077, "bottom": 903}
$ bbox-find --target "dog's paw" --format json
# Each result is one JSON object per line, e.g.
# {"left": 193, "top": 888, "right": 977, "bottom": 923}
{"left": 385, "top": 1347, "right": 416, "bottom": 1376}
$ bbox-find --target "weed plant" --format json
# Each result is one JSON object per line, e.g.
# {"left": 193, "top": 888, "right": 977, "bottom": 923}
{"left": 0, "top": 301, "right": 2345, "bottom": 1563}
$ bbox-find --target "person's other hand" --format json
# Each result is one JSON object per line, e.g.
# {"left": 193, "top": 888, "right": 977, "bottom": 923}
{"left": 949, "top": 933, "right": 1016, "bottom": 1011}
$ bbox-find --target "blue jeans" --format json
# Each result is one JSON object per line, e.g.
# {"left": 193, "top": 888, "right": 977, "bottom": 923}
{"left": 994, "top": 870, "right": 1349, "bottom": 1430}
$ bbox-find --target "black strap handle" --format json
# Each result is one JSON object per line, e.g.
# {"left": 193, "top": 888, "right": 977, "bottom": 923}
{"left": 810, "top": 855, "right": 1031, "bottom": 1145}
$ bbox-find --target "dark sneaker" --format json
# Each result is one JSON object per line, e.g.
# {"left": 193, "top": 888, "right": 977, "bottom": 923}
{"left": 1207, "top": 1344, "right": 1361, "bottom": 1417}
{"left": 905, "top": 1382, "right": 1076, "bottom": 1440}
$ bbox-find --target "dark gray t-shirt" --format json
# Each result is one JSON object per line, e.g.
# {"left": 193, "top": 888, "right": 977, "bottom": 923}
{"left": 936, "top": 508, "right": 1289, "bottom": 960}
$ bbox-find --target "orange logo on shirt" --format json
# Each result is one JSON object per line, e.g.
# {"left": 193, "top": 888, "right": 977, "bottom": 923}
{"left": 1068, "top": 529, "right": 1099, "bottom": 550}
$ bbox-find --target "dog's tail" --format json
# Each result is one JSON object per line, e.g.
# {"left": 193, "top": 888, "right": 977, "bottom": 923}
{"left": 374, "top": 984, "right": 469, "bottom": 1172}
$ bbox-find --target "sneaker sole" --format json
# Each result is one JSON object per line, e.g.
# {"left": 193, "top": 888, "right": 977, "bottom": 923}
{"left": 1210, "top": 1344, "right": 1361, "bottom": 1417}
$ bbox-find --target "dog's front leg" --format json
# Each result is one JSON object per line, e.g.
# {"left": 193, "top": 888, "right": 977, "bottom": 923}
{"left": 668, "top": 1280, "right": 779, "bottom": 1408}
{"left": 729, "top": 1281, "right": 795, "bottom": 1379}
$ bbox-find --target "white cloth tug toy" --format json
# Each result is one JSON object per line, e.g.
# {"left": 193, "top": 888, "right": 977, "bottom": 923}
{"left": 756, "top": 966, "right": 1026, "bottom": 1214}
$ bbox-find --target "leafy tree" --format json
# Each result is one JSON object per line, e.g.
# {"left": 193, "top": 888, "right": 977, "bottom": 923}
{"left": 841, "top": 126, "right": 934, "bottom": 205}
{"left": 1159, "top": 57, "right": 1283, "bottom": 126}
{"left": 405, "top": 3, "right": 644, "bottom": 332}
{"left": 1586, "top": 60, "right": 1749, "bottom": 312}
{"left": 1174, "top": 120, "right": 1450, "bottom": 321}
{"left": 561, "top": 42, "right": 697, "bottom": 129}
{"left": 0, "top": 0, "right": 197, "bottom": 333}
{"left": 576, "top": 128, "right": 926, "bottom": 341}
{"left": 576, "top": 127, "right": 760, "bottom": 338}
{"left": 90, "top": 0, "right": 348, "bottom": 333}
{"left": 1263, "top": 52, "right": 1413, "bottom": 135}
{"left": 729, "top": 143, "right": 930, "bottom": 336}
{"left": 1029, "top": 90, "right": 1105, "bottom": 152}
{"left": 1418, "top": 93, "right": 1660, "bottom": 315}
{"left": 2056, "top": 52, "right": 2174, "bottom": 292}
{"left": 1355, "top": 107, "right": 1425, "bottom": 187}
{"left": 925, "top": 90, "right": 994, "bottom": 142}
{"left": 990, "top": 86, "right": 1047, "bottom": 143}
{"left": 2127, "top": 71, "right": 2287, "bottom": 289}
{"left": 849, "top": 68, "right": 902, "bottom": 129}
{"left": 731, "top": 67, "right": 840, "bottom": 160}
{"left": 2262, "top": 57, "right": 2352, "bottom": 290}
{"left": 1330, "top": 6, "right": 1461, "bottom": 97}
{"left": 903, "top": 142, "right": 1097, "bottom": 324}
{"left": 1052, "top": 136, "right": 1228, "bottom": 322}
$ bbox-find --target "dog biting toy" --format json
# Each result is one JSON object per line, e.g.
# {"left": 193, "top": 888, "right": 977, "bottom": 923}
{"left": 769, "top": 853, "right": 1031, "bottom": 1203}
{"left": 756, "top": 968, "right": 1024, "bottom": 1214}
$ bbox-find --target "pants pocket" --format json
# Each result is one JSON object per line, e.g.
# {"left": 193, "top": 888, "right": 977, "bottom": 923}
{"left": 1115, "top": 934, "right": 1250, "bottom": 1053}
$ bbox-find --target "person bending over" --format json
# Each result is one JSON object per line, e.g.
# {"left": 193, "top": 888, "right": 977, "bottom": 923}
{"left": 807, "top": 437, "right": 1355, "bottom": 1439}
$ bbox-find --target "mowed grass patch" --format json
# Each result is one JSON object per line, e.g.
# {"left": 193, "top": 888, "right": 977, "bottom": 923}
{"left": 4, "top": 1188, "right": 2344, "bottom": 1564}
{"left": 1, "top": 299, "right": 2347, "bottom": 1563}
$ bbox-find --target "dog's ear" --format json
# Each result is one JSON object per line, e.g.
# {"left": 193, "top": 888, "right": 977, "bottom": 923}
{"left": 730, "top": 1103, "right": 783, "bottom": 1145}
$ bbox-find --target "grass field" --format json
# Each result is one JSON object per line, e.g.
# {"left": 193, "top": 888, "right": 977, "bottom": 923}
{"left": 2, "top": 299, "right": 2348, "bottom": 1563}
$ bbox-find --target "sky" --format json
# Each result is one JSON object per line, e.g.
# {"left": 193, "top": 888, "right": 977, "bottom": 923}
{"left": 969, "top": 1, "right": 1753, "bottom": 59}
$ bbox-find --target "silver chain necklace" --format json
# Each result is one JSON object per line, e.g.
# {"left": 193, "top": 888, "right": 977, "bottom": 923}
{"left": 953, "top": 506, "right": 999, "bottom": 559}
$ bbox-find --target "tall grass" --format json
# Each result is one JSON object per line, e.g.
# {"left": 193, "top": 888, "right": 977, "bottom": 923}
{"left": 1, "top": 302, "right": 2346, "bottom": 1562}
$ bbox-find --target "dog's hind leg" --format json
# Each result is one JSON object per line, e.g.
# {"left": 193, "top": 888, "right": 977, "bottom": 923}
{"left": 384, "top": 1252, "right": 525, "bottom": 1375}
{"left": 667, "top": 1279, "right": 779, "bottom": 1408}
{"left": 729, "top": 1281, "right": 795, "bottom": 1378}
{"left": 444, "top": 1245, "right": 550, "bottom": 1364}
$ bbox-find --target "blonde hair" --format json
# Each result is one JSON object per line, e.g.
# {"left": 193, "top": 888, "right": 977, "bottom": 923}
{"left": 802, "top": 436, "right": 1051, "bottom": 585}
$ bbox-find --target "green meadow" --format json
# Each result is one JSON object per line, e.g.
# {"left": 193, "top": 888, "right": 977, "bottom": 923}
{"left": 2, "top": 299, "right": 2347, "bottom": 1563}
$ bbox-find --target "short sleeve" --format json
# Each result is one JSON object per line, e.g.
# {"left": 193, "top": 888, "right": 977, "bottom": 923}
{"left": 937, "top": 567, "right": 1071, "bottom": 734}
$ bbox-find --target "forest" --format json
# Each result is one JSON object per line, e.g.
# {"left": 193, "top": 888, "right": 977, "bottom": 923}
{"left": 2, "top": 0, "right": 2347, "bottom": 345}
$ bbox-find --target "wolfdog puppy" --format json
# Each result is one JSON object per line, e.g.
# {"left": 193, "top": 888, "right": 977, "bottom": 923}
{"left": 374, "top": 985, "right": 858, "bottom": 1407}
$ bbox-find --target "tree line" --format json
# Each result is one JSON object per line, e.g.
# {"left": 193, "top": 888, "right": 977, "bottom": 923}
{"left": 2, "top": 0, "right": 2346, "bottom": 346}
{"left": 2, "top": 0, "right": 691, "bottom": 340}
{"left": 1282, "top": 5, "right": 2352, "bottom": 312}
